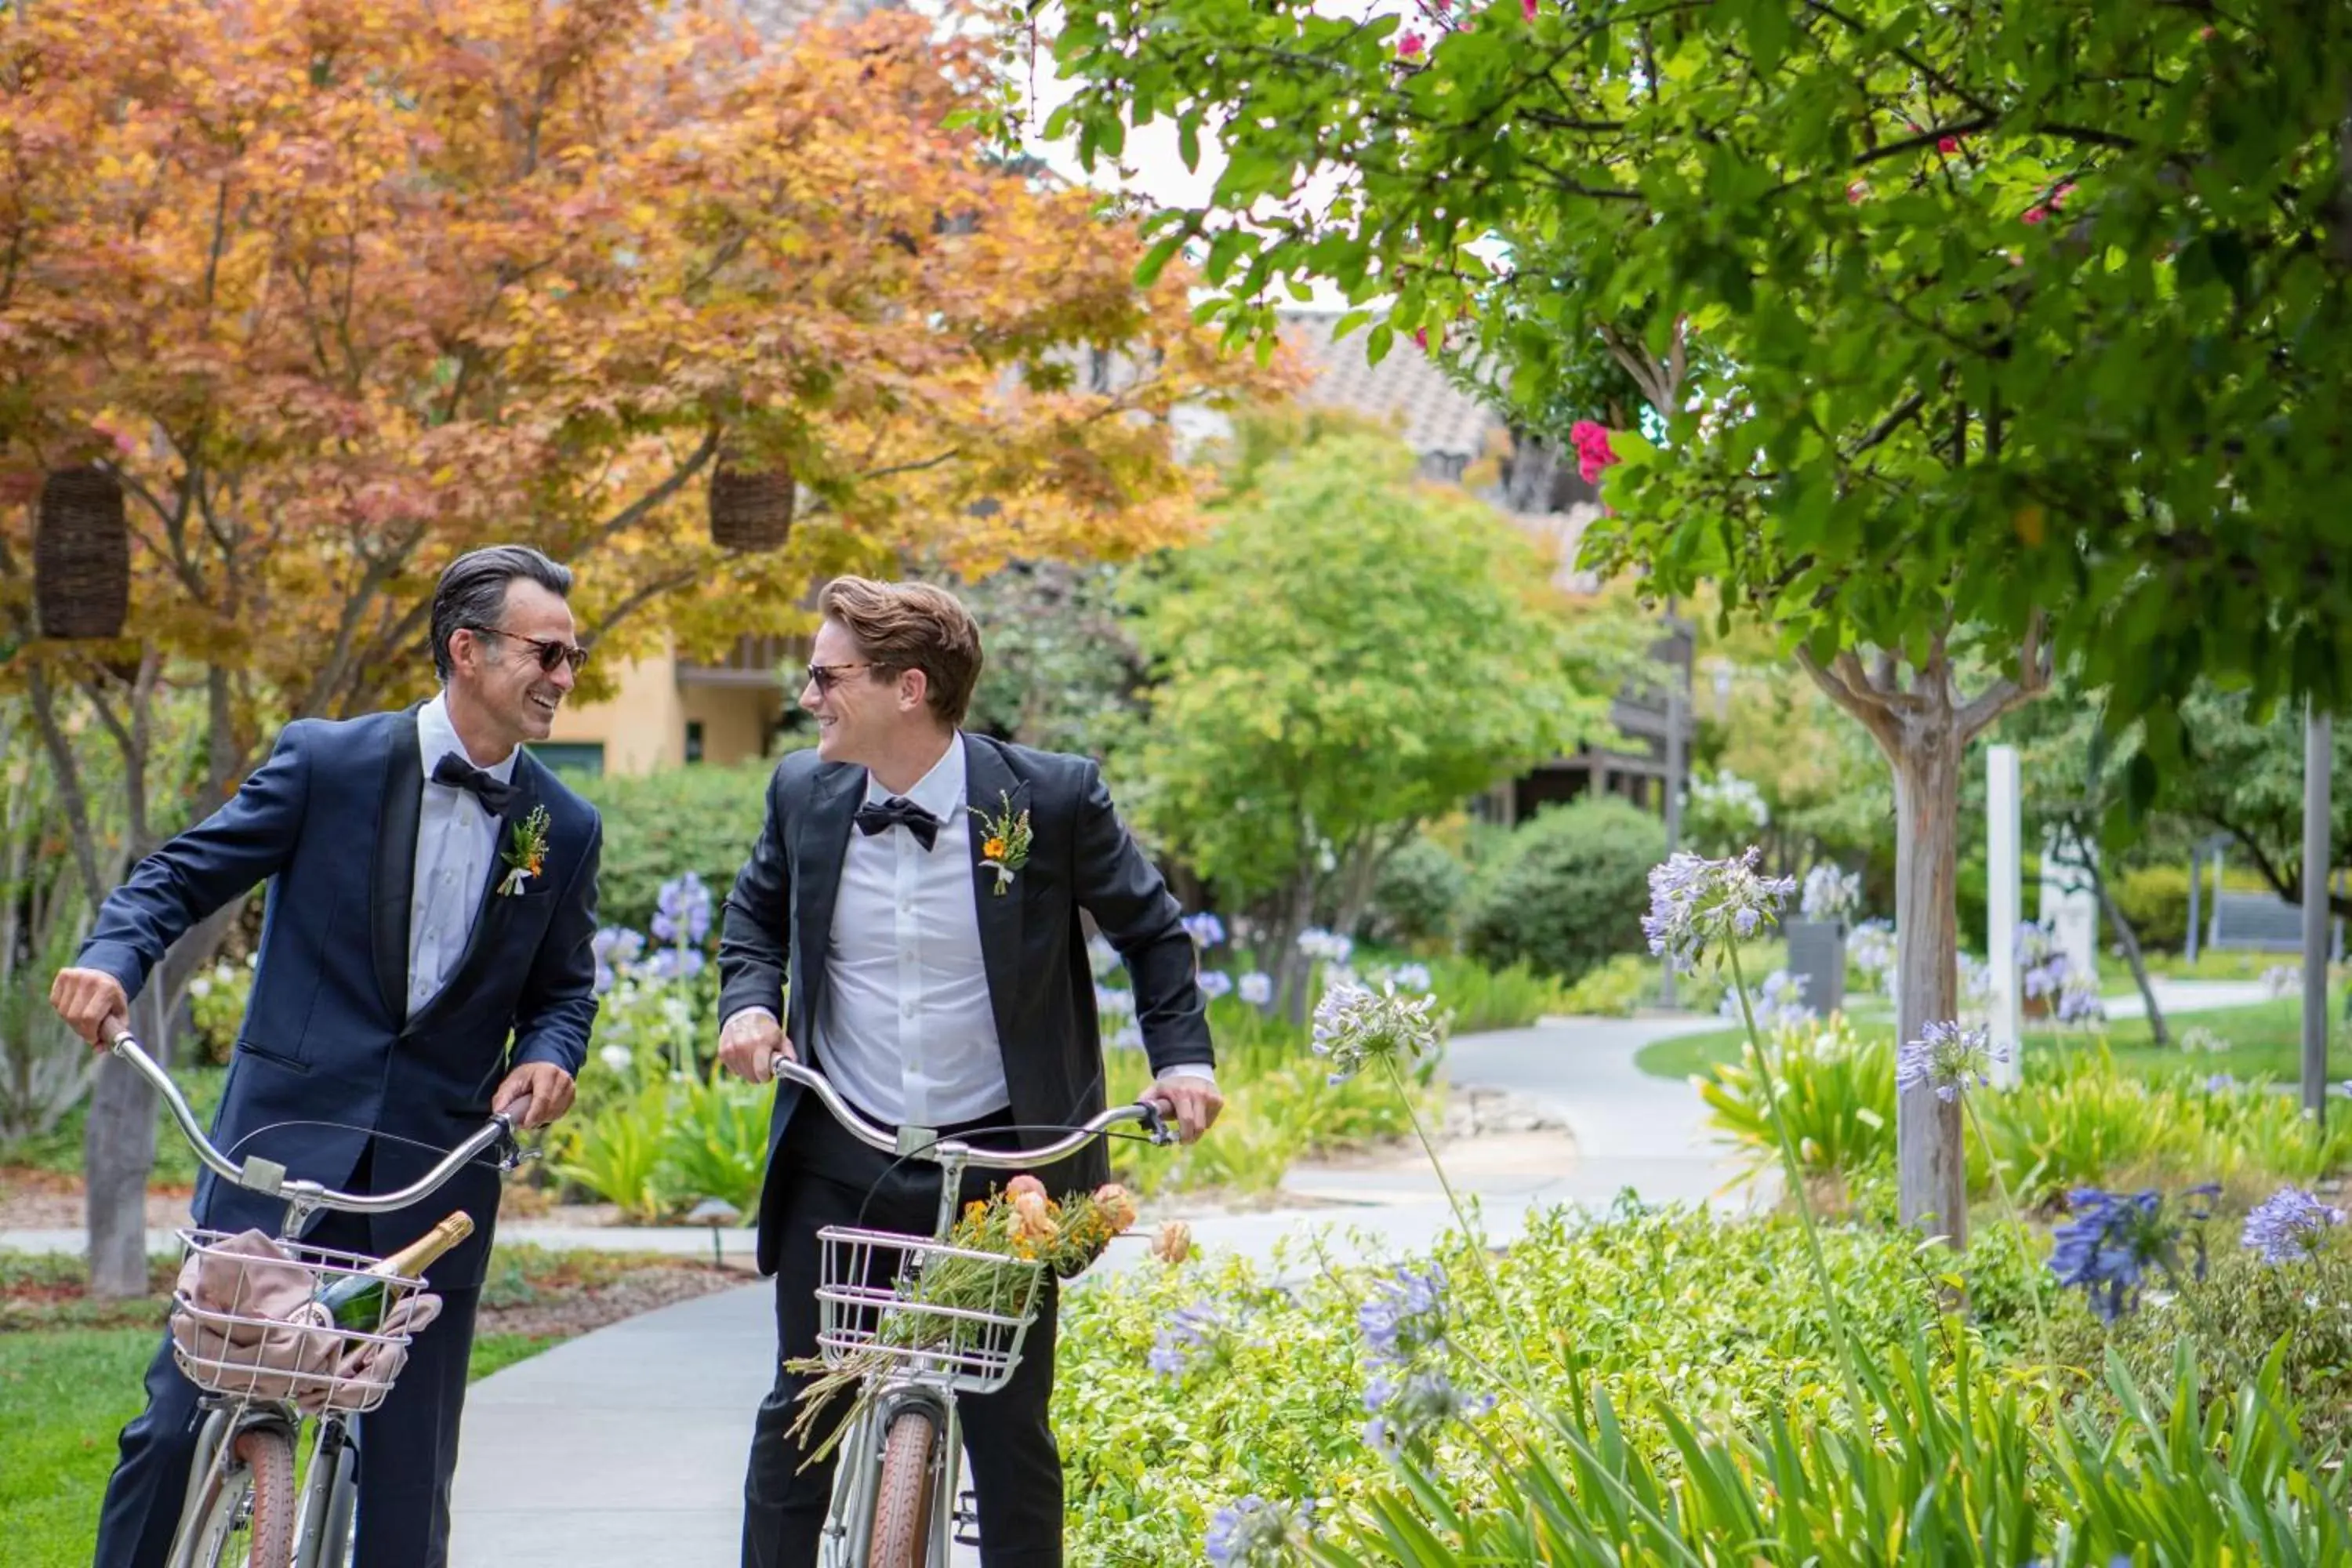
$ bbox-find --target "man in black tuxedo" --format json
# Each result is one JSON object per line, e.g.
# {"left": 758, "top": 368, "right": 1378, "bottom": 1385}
{"left": 49, "top": 545, "right": 604, "bottom": 1568}
{"left": 716, "top": 575, "right": 1221, "bottom": 1568}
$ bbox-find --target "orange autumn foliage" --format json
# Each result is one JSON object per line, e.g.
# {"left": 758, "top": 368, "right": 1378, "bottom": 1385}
{"left": 0, "top": 0, "right": 1281, "bottom": 753}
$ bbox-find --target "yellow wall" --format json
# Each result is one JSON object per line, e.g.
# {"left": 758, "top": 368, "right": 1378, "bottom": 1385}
{"left": 683, "top": 684, "right": 785, "bottom": 768}
{"left": 549, "top": 649, "right": 687, "bottom": 776}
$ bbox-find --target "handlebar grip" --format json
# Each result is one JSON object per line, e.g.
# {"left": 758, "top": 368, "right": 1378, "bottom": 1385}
{"left": 1134, "top": 1100, "right": 1173, "bottom": 1145}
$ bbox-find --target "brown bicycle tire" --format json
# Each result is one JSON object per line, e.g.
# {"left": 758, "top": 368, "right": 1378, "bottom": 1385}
{"left": 866, "top": 1406, "right": 941, "bottom": 1568}
{"left": 188, "top": 1425, "right": 299, "bottom": 1568}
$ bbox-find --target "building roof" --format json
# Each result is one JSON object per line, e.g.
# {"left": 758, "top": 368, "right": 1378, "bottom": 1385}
{"left": 1280, "top": 312, "right": 1506, "bottom": 465}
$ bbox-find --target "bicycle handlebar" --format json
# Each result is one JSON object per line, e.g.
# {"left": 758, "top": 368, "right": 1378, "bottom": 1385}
{"left": 767, "top": 1055, "right": 1171, "bottom": 1166}
{"left": 108, "top": 1029, "right": 517, "bottom": 1216}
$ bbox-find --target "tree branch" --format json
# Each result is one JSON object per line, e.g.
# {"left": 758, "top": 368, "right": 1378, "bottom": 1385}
{"left": 1797, "top": 645, "right": 1900, "bottom": 750}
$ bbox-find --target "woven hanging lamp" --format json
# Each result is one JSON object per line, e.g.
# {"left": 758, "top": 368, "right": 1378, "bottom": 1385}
{"left": 707, "top": 446, "right": 796, "bottom": 553}
{"left": 34, "top": 464, "right": 129, "bottom": 639}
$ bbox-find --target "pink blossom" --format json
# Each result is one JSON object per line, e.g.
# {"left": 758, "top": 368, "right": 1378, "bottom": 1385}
{"left": 1522, "top": 0, "right": 1538, "bottom": 20}
{"left": 2021, "top": 205, "right": 2048, "bottom": 226}
{"left": 1846, "top": 180, "right": 1868, "bottom": 204}
{"left": 1936, "top": 136, "right": 1959, "bottom": 154}
{"left": 1570, "top": 420, "right": 1620, "bottom": 485}
{"left": 2049, "top": 181, "right": 2074, "bottom": 208}
{"left": 1414, "top": 327, "right": 1430, "bottom": 352}
{"left": 1398, "top": 28, "right": 1425, "bottom": 57}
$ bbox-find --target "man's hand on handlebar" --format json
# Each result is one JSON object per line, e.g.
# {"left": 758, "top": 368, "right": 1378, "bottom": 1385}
{"left": 1145, "top": 1074, "right": 1223, "bottom": 1145}
{"left": 492, "top": 1062, "right": 576, "bottom": 1129}
{"left": 49, "top": 967, "right": 130, "bottom": 1050}
{"left": 718, "top": 1007, "right": 792, "bottom": 1084}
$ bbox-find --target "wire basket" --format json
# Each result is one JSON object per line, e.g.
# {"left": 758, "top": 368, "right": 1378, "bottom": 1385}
{"left": 167, "top": 1229, "right": 427, "bottom": 1415}
{"left": 814, "top": 1225, "right": 1045, "bottom": 1396}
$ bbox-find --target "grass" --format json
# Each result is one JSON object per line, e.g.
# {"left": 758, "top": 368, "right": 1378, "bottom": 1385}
{"left": 1636, "top": 993, "right": 2352, "bottom": 1085}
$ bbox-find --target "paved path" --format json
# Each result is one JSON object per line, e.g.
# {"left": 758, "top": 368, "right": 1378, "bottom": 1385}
{"left": 445, "top": 1013, "right": 1736, "bottom": 1567}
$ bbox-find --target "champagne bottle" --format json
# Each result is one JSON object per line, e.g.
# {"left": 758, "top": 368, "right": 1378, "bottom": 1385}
{"left": 315, "top": 1211, "right": 474, "bottom": 1331}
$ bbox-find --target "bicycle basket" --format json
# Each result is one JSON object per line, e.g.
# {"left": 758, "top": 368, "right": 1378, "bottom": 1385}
{"left": 814, "top": 1226, "right": 1045, "bottom": 1396}
{"left": 167, "top": 1229, "right": 432, "bottom": 1415}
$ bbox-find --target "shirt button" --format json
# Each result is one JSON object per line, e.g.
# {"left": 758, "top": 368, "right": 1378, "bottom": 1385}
{"left": 902, "top": 1003, "right": 917, "bottom": 1018}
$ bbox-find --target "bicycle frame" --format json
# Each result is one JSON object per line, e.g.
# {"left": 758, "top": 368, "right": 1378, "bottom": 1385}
{"left": 766, "top": 1057, "right": 1171, "bottom": 1568}
{"left": 110, "top": 1032, "right": 522, "bottom": 1568}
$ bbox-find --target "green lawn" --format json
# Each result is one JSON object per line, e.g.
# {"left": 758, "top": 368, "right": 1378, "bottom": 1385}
{"left": 1635, "top": 994, "right": 2352, "bottom": 1085}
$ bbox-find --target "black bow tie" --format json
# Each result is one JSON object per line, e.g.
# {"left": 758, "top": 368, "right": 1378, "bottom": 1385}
{"left": 854, "top": 796, "right": 941, "bottom": 852}
{"left": 432, "top": 752, "right": 514, "bottom": 815}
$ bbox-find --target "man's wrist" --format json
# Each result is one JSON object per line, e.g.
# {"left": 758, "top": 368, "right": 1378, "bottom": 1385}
{"left": 723, "top": 1005, "right": 779, "bottom": 1035}
{"left": 1156, "top": 1063, "right": 1217, "bottom": 1088}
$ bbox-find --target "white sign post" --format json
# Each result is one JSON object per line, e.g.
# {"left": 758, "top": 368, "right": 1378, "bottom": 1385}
{"left": 1987, "top": 745, "right": 2023, "bottom": 1087}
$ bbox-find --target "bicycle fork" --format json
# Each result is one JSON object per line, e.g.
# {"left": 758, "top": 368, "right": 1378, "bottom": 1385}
{"left": 822, "top": 1382, "right": 960, "bottom": 1567}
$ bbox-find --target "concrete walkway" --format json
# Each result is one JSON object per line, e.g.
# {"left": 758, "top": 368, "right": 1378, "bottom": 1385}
{"left": 444, "top": 1013, "right": 1735, "bottom": 1567}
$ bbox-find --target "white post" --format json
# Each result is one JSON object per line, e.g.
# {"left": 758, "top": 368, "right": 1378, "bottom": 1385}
{"left": 1987, "top": 745, "right": 2023, "bottom": 1087}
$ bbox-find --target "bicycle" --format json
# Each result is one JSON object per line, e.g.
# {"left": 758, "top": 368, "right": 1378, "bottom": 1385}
{"left": 766, "top": 1055, "right": 1173, "bottom": 1568}
{"left": 106, "top": 1029, "right": 528, "bottom": 1568}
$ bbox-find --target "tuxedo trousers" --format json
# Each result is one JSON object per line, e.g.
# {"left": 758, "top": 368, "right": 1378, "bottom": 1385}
{"left": 92, "top": 1148, "right": 481, "bottom": 1568}
{"left": 742, "top": 1101, "right": 1067, "bottom": 1568}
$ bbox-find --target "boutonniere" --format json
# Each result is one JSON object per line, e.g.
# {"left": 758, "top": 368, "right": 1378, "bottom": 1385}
{"left": 970, "top": 791, "right": 1032, "bottom": 896}
{"left": 498, "top": 804, "right": 550, "bottom": 896}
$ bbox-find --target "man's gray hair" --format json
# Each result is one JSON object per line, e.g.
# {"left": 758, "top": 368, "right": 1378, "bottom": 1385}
{"left": 430, "top": 546, "right": 574, "bottom": 681}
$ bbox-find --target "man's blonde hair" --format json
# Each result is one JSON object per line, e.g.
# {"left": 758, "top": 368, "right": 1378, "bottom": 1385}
{"left": 817, "top": 576, "right": 985, "bottom": 728}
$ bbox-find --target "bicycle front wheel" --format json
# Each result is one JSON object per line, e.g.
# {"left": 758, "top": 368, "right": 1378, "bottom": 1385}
{"left": 185, "top": 1425, "right": 299, "bottom": 1568}
{"left": 865, "top": 1406, "right": 942, "bottom": 1568}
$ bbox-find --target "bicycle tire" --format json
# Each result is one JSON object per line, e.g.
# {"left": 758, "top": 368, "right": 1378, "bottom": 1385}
{"left": 865, "top": 1406, "right": 941, "bottom": 1568}
{"left": 187, "top": 1426, "right": 298, "bottom": 1568}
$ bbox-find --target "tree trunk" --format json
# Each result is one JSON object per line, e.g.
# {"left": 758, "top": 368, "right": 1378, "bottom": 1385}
{"left": 1889, "top": 724, "right": 1966, "bottom": 1249}
{"left": 1270, "top": 857, "right": 1320, "bottom": 1025}
{"left": 85, "top": 984, "right": 166, "bottom": 1296}
{"left": 2080, "top": 834, "right": 2168, "bottom": 1047}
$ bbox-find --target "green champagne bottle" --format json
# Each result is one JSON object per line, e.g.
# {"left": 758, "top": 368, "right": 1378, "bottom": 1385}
{"left": 315, "top": 1210, "right": 474, "bottom": 1331}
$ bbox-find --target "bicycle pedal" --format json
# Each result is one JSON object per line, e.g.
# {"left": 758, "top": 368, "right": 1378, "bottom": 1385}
{"left": 953, "top": 1490, "right": 982, "bottom": 1547}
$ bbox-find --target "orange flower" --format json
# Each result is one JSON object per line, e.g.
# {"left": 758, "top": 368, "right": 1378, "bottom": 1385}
{"left": 1150, "top": 1221, "right": 1193, "bottom": 1265}
{"left": 1009, "top": 1192, "right": 1058, "bottom": 1245}
{"left": 983, "top": 835, "right": 1008, "bottom": 862}
{"left": 1092, "top": 1183, "right": 1139, "bottom": 1234}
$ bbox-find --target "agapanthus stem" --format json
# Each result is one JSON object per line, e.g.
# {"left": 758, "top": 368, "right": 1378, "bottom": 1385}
{"left": 1724, "top": 942, "right": 1867, "bottom": 1423}
{"left": 1381, "top": 1054, "right": 1541, "bottom": 1400}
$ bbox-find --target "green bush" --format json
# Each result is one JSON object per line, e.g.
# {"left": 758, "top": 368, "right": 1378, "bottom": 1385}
{"left": 1555, "top": 951, "right": 1658, "bottom": 1018}
{"left": 1355, "top": 836, "right": 1468, "bottom": 947}
{"left": 2111, "top": 863, "right": 2195, "bottom": 951}
{"left": 572, "top": 753, "right": 805, "bottom": 934}
{"left": 1424, "top": 954, "right": 1573, "bottom": 1033}
{"left": 1457, "top": 799, "right": 1665, "bottom": 983}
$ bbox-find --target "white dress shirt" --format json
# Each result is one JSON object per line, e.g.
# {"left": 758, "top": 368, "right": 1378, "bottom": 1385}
{"left": 818, "top": 739, "right": 1007, "bottom": 1127}
{"left": 408, "top": 694, "right": 518, "bottom": 1016}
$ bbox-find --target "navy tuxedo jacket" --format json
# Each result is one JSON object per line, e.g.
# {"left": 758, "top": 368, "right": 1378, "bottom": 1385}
{"left": 78, "top": 707, "right": 602, "bottom": 1288}
{"left": 717, "top": 733, "right": 1213, "bottom": 1275}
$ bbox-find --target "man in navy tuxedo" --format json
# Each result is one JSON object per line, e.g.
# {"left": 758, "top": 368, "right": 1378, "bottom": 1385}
{"left": 715, "top": 575, "right": 1224, "bottom": 1568}
{"left": 50, "top": 544, "right": 604, "bottom": 1568}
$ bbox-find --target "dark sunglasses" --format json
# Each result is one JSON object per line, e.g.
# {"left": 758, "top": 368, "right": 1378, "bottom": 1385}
{"left": 802, "top": 661, "right": 873, "bottom": 693}
{"left": 466, "top": 626, "right": 589, "bottom": 674}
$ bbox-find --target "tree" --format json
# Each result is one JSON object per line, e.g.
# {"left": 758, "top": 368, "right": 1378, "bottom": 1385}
{"left": 2154, "top": 689, "right": 2352, "bottom": 917}
{"left": 1120, "top": 426, "right": 1621, "bottom": 1009}
{"left": 0, "top": 0, "right": 1271, "bottom": 1289}
{"left": 1044, "top": 0, "right": 2352, "bottom": 1245}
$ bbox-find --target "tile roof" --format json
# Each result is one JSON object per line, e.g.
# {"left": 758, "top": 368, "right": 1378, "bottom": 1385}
{"left": 1279, "top": 311, "right": 1507, "bottom": 463}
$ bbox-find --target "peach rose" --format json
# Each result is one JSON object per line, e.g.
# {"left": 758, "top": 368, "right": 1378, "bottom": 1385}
{"left": 1005, "top": 1174, "right": 1048, "bottom": 1203}
{"left": 1150, "top": 1220, "right": 1193, "bottom": 1265}
{"left": 1092, "top": 1183, "right": 1139, "bottom": 1235}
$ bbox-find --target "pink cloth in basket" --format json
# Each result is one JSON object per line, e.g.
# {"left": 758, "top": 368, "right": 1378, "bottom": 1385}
{"left": 169, "top": 1230, "right": 442, "bottom": 1412}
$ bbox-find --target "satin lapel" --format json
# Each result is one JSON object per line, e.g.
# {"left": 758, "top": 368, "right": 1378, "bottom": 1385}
{"left": 963, "top": 735, "right": 1030, "bottom": 1058}
{"left": 794, "top": 764, "right": 866, "bottom": 1042}
{"left": 371, "top": 709, "right": 425, "bottom": 1025}
{"left": 410, "top": 757, "right": 542, "bottom": 1033}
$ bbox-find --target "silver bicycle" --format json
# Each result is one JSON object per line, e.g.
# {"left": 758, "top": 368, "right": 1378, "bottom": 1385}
{"left": 768, "top": 1057, "right": 1171, "bottom": 1568}
{"left": 107, "top": 1030, "right": 526, "bottom": 1568}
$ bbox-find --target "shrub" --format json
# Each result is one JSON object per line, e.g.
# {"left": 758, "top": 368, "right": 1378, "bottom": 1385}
{"left": 1354, "top": 836, "right": 1468, "bottom": 948}
{"left": 1554, "top": 951, "right": 1657, "bottom": 1018}
{"left": 1424, "top": 954, "right": 1574, "bottom": 1033}
{"left": 2111, "top": 863, "right": 2194, "bottom": 951}
{"left": 571, "top": 753, "right": 805, "bottom": 933}
{"left": 1457, "top": 799, "right": 1665, "bottom": 983}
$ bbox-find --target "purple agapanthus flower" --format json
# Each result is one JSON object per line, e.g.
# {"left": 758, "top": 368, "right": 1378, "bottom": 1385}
{"left": 1181, "top": 911, "right": 1227, "bottom": 949}
{"left": 1147, "top": 1304, "right": 1226, "bottom": 1378}
{"left": 2049, "top": 1185, "right": 2218, "bottom": 1322}
{"left": 1895, "top": 1020, "right": 2005, "bottom": 1103}
{"left": 1363, "top": 1366, "right": 1496, "bottom": 1454}
{"left": 652, "top": 872, "right": 712, "bottom": 946}
{"left": 642, "top": 946, "right": 705, "bottom": 982}
{"left": 1237, "top": 971, "right": 1274, "bottom": 1007}
{"left": 1311, "top": 982, "right": 1441, "bottom": 1082}
{"left": 590, "top": 927, "right": 645, "bottom": 995}
{"left": 1203, "top": 1495, "right": 1315, "bottom": 1566}
{"left": 1359, "top": 1263, "right": 1449, "bottom": 1370}
{"left": 1196, "top": 970, "right": 1235, "bottom": 1001}
{"left": 2241, "top": 1186, "right": 2347, "bottom": 1265}
{"left": 1642, "top": 848, "right": 1796, "bottom": 966}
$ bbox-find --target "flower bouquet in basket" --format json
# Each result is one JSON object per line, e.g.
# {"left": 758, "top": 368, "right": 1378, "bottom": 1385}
{"left": 785, "top": 1176, "right": 1138, "bottom": 1461}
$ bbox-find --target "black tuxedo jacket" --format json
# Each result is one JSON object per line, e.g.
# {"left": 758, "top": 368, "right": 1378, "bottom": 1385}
{"left": 78, "top": 707, "right": 603, "bottom": 1287}
{"left": 717, "top": 732, "right": 1212, "bottom": 1273}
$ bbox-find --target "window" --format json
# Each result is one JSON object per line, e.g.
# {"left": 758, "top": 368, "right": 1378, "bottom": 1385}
{"left": 685, "top": 720, "right": 705, "bottom": 764}
{"left": 528, "top": 742, "right": 605, "bottom": 778}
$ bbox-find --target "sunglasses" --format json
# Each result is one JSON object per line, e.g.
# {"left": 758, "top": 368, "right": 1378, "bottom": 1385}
{"left": 466, "top": 626, "right": 589, "bottom": 674}
{"left": 802, "top": 661, "right": 874, "bottom": 694}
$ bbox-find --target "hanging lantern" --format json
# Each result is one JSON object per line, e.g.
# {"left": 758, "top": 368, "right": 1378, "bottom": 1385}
{"left": 34, "top": 464, "right": 129, "bottom": 639}
{"left": 708, "top": 448, "right": 795, "bottom": 554}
